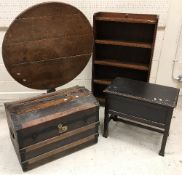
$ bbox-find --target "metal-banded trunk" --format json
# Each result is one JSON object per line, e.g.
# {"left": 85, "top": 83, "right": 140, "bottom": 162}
{"left": 5, "top": 86, "right": 99, "bottom": 171}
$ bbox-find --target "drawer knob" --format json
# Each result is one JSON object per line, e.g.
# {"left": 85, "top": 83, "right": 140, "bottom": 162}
{"left": 58, "top": 123, "right": 68, "bottom": 133}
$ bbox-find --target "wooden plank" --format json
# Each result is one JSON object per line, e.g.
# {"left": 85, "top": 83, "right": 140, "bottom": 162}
{"left": 94, "top": 12, "right": 158, "bottom": 22}
{"left": 8, "top": 54, "right": 90, "bottom": 90}
{"left": 22, "top": 127, "right": 98, "bottom": 161}
{"left": 20, "top": 122, "right": 99, "bottom": 153}
{"left": 94, "top": 60, "right": 149, "bottom": 71}
{"left": 5, "top": 14, "right": 90, "bottom": 44}
{"left": 22, "top": 137, "right": 98, "bottom": 171}
{"left": 95, "top": 16, "right": 156, "bottom": 24}
{"left": 22, "top": 134, "right": 98, "bottom": 165}
{"left": 16, "top": 89, "right": 89, "bottom": 114}
{"left": 94, "top": 79, "right": 111, "bottom": 85}
{"left": 5, "top": 86, "right": 83, "bottom": 108}
{"left": 4, "top": 34, "right": 92, "bottom": 65}
{"left": 21, "top": 104, "right": 97, "bottom": 129}
{"left": 95, "top": 39, "right": 152, "bottom": 49}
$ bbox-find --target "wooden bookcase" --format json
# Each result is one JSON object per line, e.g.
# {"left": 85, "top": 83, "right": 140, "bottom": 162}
{"left": 92, "top": 12, "right": 158, "bottom": 104}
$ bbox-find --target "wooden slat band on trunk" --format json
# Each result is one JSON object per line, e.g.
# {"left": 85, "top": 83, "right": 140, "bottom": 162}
{"left": 17, "top": 90, "right": 89, "bottom": 115}
{"left": 21, "top": 103, "right": 96, "bottom": 129}
{"left": 8, "top": 86, "right": 83, "bottom": 108}
{"left": 20, "top": 121, "right": 99, "bottom": 153}
{"left": 21, "top": 104, "right": 97, "bottom": 129}
{"left": 22, "top": 134, "right": 98, "bottom": 165}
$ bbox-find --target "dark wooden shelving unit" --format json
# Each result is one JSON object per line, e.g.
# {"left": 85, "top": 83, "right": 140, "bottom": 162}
{"left": 92, "top": 12, "right": 158, "bottom": 105}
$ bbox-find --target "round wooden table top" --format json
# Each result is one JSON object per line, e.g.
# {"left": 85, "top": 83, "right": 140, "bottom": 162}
{"left": 2, "top": 2, "right": 93, "bottom": 90}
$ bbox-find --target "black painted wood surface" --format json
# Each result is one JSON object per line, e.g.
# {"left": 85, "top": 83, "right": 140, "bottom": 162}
{"left": 103, "top": 77, "right": 179, "bottom": 156}
{"left": 104, "top": 77, "right": 179, "bottom": 108}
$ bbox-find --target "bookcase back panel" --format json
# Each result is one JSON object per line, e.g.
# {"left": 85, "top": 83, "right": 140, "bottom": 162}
{"left": 95, "top": 65, "right": 148, "bottom": 81}
{"left": 95, "top": 21, "right": 155, "bottom": 43}
{"left": 95, "top": 44, "right": 151, "bottom": 64}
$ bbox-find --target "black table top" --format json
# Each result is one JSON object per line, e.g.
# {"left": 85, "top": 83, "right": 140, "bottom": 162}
{"left": 104, "top": 77, "right": 180, "bottom": 108}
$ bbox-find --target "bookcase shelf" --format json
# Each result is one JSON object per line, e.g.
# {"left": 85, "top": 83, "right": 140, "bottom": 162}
{"left": 93, "top": 79, "right": 112, "bottom": 85}
{"left": 92, "top": 12, "right": 158, "bottom": 105}
{"left": 95, "top": 39, "right": 152, "bottom": 49}
{"left": 94, "top": 60, "right": 149, "bottom": 71}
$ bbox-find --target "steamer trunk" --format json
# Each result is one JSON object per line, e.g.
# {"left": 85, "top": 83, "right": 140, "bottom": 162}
{"left": 5, "top": 86, "right": 99, "bottom": 171}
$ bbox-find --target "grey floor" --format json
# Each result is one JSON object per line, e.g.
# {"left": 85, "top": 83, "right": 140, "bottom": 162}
{"left": 0, "top": 97, "right": 181, "bottom": 175}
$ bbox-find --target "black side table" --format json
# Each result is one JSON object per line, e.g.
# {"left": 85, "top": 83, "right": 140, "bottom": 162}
{"left": 103, "top": 77, "right": 179, "bottom": 156}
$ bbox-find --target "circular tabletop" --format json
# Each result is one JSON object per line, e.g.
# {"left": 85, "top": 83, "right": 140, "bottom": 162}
{"left": 2, "top": 2, "right": 93, "bottom": 90}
